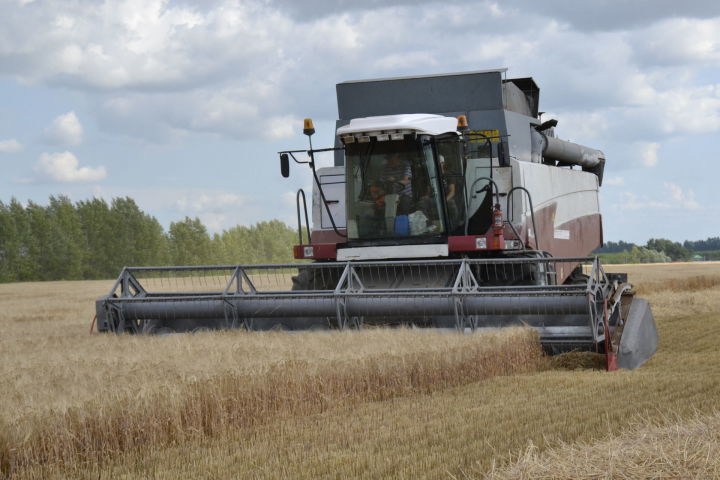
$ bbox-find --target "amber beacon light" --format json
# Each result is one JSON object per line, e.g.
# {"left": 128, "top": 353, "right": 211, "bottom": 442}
{"left": 456, "top": 115, "right": 468, "bottom": 130}
{"left": 303, "top": 118, "right": 315, "bottom": 136}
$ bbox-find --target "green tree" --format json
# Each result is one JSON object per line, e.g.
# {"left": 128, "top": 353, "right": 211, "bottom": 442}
{"left": 108, "top": 197, "right": 169, "bottom": 269}
{"left": 628, "top": 246, "right": 671, "bottom": 264}
{"left": 684, "top": 237, "right": 720, "bottom": 251}
{"left": 594, "top": 240, "right": 637, "bottom": 254}
{"left": 251, "top": 220, "right": 297, "bottom": 264}
{"left": 0, "top": 201, "right": 18, "bottom": 282}
{"left": 6, "top": 199, "right": 38, "bottom": 281}
{"left": 77, "top": 198, "right": 115, "bottom": 279}
{"left": 168, "top": 217, "right": 211, "bottom": 265}
{"left": 215, "top": 225, "right": 255, "bottom": 264}
{"left": 24, "top": 200, "right": 56, "bottom": 280}
{"left": 213, "top": 220, "right": 297, "bottom": 265}
{"left": 646, "top": 238, "right": 691, "bottom": 261}
{"left": 45, "top": 195, "right": 84, "bottom": 280}
{"left": 0, "top": 195, "right": 301, "bottom": 282}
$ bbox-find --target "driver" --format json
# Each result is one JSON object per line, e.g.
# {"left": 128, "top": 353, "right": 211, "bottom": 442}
{"left": 382, "top": 153, "right": 413, "bottom": 214}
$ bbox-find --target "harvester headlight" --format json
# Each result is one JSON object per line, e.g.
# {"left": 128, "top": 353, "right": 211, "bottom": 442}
{"left": 390, "top": 132, "right": 404, "bottom": 141}
{"left": 504, "top": 240, "right": 519, "bottom": 250}
{"left": 303, "top": 246, "right": 314, "bottom": 258}
{"left": 475, "top": 237, "right": 487, "bottom": 249}
{"left": 375, "top": 134, "right": 389, "bottom": 142}
{"left": 341, "top": 135, "right": 355, "bottom": 144}
{"left": 357, "top": 135, "right": 371, "bottom": 143}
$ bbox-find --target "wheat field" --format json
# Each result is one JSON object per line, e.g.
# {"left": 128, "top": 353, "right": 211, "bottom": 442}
{"left": 1, "top": 262, "right": 719, "bottom": 479}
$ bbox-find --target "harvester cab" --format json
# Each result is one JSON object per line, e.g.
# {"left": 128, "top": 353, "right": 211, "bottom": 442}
{"left": 287, "top": 119, "right": 489, "bottom": 257}
{"left": 96, "top": 69, "right": 658, "bottom": 371}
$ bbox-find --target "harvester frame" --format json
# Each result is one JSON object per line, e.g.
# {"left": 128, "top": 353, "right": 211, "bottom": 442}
{"left": 97, "top": 255, "right": 649, "bottom": 369}
{"left": 96, "top": 68, "right": 659, "bottom": 371}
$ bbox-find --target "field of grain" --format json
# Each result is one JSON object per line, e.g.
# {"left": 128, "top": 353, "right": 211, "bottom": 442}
{"left": 605, "top": 261, "right": 720, "bottom": 294}
{"left": 1, "top": 262, "right": 719, "bottom": 479}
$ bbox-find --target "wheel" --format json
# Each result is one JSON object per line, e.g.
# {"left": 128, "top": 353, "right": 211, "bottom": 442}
{"left": 291, "top": 267, "right": 315, "bottom": 291}
{"left": 291, "top": 265, "right": 341, "bottom": 291}
{"left": 565, "top": 266, "right": 590, "bottom": 285}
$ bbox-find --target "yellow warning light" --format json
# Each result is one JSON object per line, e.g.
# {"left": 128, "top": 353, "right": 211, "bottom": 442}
{"left": 457, "top": 115, "right": 469, "bottom": 130}
{"left": 303, "top": 118, "right": 315, "bottom": 136}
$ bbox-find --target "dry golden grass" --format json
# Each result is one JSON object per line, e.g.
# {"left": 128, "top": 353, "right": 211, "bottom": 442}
{"left": 549, "top": 351, "right": 606, "bottom": 370}
{"left": 1, "top": 261, "right": 720, "bottom": 479}
{"left": 0, "top": 280, "right": 543, "bottom": 477}
{"left": 17, "top": 308, "right": 720, "bottom": 479}
{"left": 4, "top": 329, "right": 542, "bottom": 473}
{"left": 604, "top": 259, "right": 720, "bottom": 279}
{"left": 604, "top": 261, "right": 720, "bottom": 293}
{"left": 485, "top": 412, "right": 720, "bottom": 479}
{"left": 604, "top": 261, "right": 720, "bottom": 318}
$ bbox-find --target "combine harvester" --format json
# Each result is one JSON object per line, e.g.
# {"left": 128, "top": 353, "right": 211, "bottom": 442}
{"left": 96, "top": 69, "right": 658, "bottom": 370}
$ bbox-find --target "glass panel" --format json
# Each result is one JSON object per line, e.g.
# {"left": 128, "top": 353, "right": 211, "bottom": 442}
{"left": 465, "top": 137, "right": 493, "bottom": 158}
{"left": 436, "top": 137, "right": 466, "bottom": 235}
{"left": 345, "top": 137, "right": 446, "bottom": 241}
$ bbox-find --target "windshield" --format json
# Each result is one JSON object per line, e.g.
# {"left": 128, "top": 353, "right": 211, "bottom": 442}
{"left": 345, "top": 136, "right": 446, "bottom": 241}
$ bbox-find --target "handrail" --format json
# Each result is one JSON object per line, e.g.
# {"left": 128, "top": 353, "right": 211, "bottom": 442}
{"left": 506, "top": 186, "right": 540, "bottom": 252}
{"left": 296, "top": 188, "right": 311, "bottom": 244}
{"left": 119, "top": 256, "right": 600, "bottom": 272}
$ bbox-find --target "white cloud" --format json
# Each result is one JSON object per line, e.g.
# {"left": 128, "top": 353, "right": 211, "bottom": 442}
{"left": 281, "top": 191, "right": 297, "bottom": 209}
{"left": 97, "top": 84, "right": 303, "bottom": 141}
{"left": 88, "top": 185, "right": 293, "bottom": 233}
{"left": 604, "top": 176, "right": 625, "bottom": 186}
{"left": 0, "top": 0, "right": 715, "bottom": 150}
{"left": 639, "top": 142, "right": 660, "bottom": 167}
{"left": 0, "top": 0, "right": 289, "bottom": 91}
{"left": 266, "top": 115, "right": 302, "bottom": 140}
{"left": 312, "top": 150, "right": 335, "bottom": 169}
{"left": 46, "top": 111, "right": 84, "bottom": 146}
{"left": 34, "top": 151, "right": 106, "bottom": 182}
{"left": 664, "top": 182, "right": 700, "bottom": 210}
{"left": 0, "top": 139, "right": 23, "bottom": 153}
{"left": 195, "top": 212, "right": 225, "bottom": 233}
{"left": 613, "top": 191, "right": 669, "bottom": 211}
{"left": 170, "top": 190, "right": 293, "bottom": 232}
{"left": 633, "top": 18, "right": 720, "bottom": 66}
{"left": 175, "top": 192, "right": 246, "bottom": 214}
{"left": 509, "top": 1, "right": 720, "bottom": 32}
{"left": 374, "top": 51, "right": 438, "bottom": 71}
{"left": 613, "top": 183, "right": 701, "bottom": 212}
{"left": 656, "top": 85, "right": 720, "bottom": 135}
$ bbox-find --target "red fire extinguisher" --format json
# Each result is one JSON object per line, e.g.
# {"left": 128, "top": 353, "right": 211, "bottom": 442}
{"left": 492, "top": 204, "right": 504, "bottom": 249}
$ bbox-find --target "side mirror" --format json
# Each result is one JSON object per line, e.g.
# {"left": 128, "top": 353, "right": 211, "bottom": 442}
{"left": 280, "top": 153, "right": 290, "bottom": 178}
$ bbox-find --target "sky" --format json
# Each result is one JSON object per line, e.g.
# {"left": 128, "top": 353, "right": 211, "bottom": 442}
{"left": 0, "top": 0, "right": 718, "bottom": 244}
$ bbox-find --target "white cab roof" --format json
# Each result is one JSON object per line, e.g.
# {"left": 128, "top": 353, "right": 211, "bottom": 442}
{"left": 336, "top": 114, "right": 459, "bottom": 137}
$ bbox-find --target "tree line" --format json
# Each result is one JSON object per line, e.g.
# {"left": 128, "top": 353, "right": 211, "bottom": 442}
{"left": 683, "top": 237, "right": 720, "bottom": 251}
{"left": 596, "top": 237, "right": 720, "bottom": 263}
{"left": 1, "top": 195, "right": 717, "bottom": 282}
{"left": 0, "top": 196, "right": 298, "bottom": 283}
